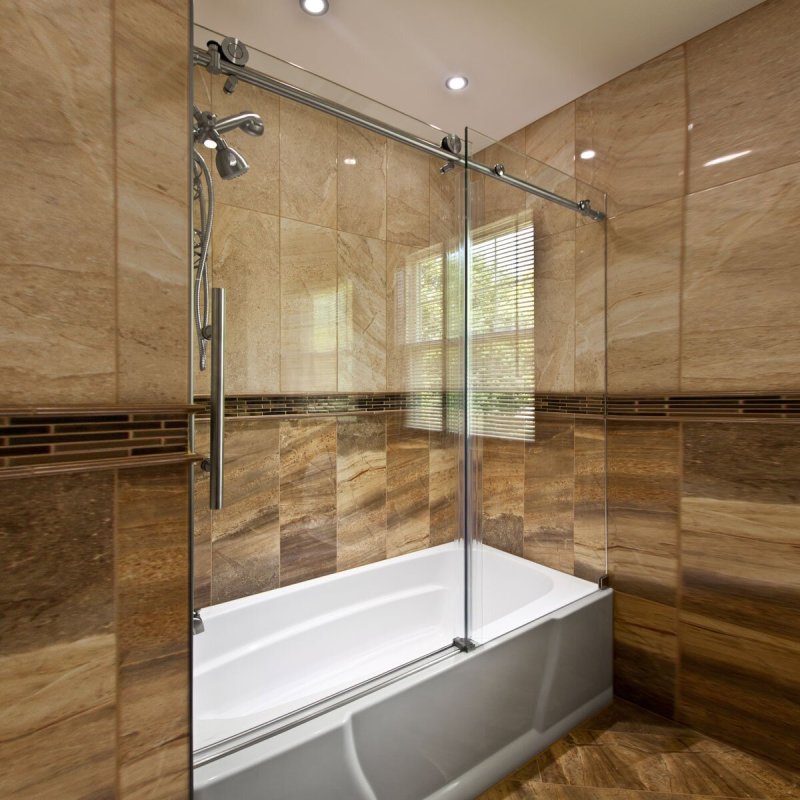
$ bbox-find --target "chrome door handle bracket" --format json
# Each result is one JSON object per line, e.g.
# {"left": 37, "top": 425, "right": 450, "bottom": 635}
{"left": 207, "top": 287, "right": 225, "bottom": 509}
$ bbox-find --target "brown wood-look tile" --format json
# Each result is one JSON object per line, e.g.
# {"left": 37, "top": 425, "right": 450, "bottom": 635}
{"left": 0, "top": 0, "right": 116, "bottom": 404}
{"left": 211, "top": 419, "right": 279, "bottom": 604}
{"left": 430, "top": 430, "right": 459, "bottom": 546}
{"left": 481, "top": 436, "right": 524, "bottom": 556}
{"left": 686, "top": 0, "right": 800, "bottom": 193}
{"left": 679, "top": 422, "right": 800, "bottom": 769}
{"left": 681, "top": 162, "right": 800, "bottom": 391}
{"left": 607, "top": 200, "right": 682, "bottom": 393}
{"left": 193, "top": 420, "right": 211, "bottom": 609}
{"left": 524, "top": 416, "right": 574, "bottom": 573}
{"left": 0, "top": 635, "right": 116, "bottom": 798}
{"left": 574, "top": 222, "right": 606, "bottom": 393}
{"left": 336, "top": 415, "right": 387, "bottom": 571}
{"left": 117, "top": 465, "right": 189, "bottom": 666}
{"left": 387, "top": 140, "right": 430, "bottom": 247}
{"left": 576, "top": 47, "right": 686, "bottom": 217}
{"left": 573, "top": 418, "right": 606, "bottom": 582}
{"left": 607, "top": 420, "right": 679, "bottom": 605}
{"left": 279, "top": 418, "right": 337, "bottom": 586}
{"left": 118, "top": 652, "right": 189, "bottom": 799}
{"left": 614, "top": 592, "right": 677, "bottom": 719}
{"left": 386, "top": 412, "right": 430, "bottom": 558}
{"left": 0, "top": 473, "right": 114, "bottom": 654}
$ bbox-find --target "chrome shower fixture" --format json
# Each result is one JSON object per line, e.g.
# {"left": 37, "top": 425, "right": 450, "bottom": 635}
{"left": 193, "top": 106, "right": 263, "bottom": 180}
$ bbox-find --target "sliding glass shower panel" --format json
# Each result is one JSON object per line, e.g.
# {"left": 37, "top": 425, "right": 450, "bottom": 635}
{"left": 465, "top": 130, "right": 607, "bottom": 644}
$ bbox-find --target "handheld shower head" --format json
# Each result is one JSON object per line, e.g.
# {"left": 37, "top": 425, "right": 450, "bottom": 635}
{"left": 215, "top": 140, "right": 249, "bottom": 180}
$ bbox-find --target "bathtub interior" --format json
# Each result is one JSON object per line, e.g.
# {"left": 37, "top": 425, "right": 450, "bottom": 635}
{"left": 193, "top": 542, "right": 599, "bottom": 753}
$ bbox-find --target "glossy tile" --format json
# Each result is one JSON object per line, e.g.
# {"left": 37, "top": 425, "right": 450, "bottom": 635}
{"left": 0, "top": 473, "right": 113, "bottom": 654}
{"left": 280, "top": 98, "right": 337, "bottom": 228}
{"left": 279, "top": 418, "right": 337, "bottom": 585}
{"left": 614, "top": 592, "right": 677, "bottom": 718}
{"left": 681, "top": 163, "right": 800, "bottom": 391}
{"left": 118, "top": 652, "right": 190, "bottom": 799}
{"left": 0, "top": 0, "right": 116, "bottom": 403}
{"left": 387, "top": 140, "right": 430, "bottom": 246}
{"left": 687, "top": 0, "right": 800, "bottom": 193}
{"left": 430, "top": 430, "right": 459, "bottom": 546}
{"left": 526, "top": 159, "right": 577, "bottom": 241}
{"left": 607, "top": 200, "right": 682, "bottom": 392}
{"left": 430, "top": 157, "right": 462, "bottom": 248}
{"left": 336, "top": 415, "right": 387, "bottom": 571}
{"left": 337, "top": 232, "right": 387, "bottom": 392}
{"left": 479, "top": 142, "right": 528, "bottom": 227}
{"left": 116, "top": 465, "right": 189, "bottom": 666}
{"left": 535, "top": 231, "right": 575, "bottom": 393}
{"left": 573, "top": 418, "right": 606, "bottom": 582}
{"left": 523, "top": 416, "right": 575, "bottom": 573}
{"left": 481, "top": 436, "right": 524, "bottom": 556}
{"left": 115, "top": 0, "right": 188, "bottom": 404}
{"left": 0, "top": 634, "right": 115, "bottom": 798}
{"left": 193, "top": 421, "right": 212, "bottom": 609}
{"left": 211, "top": 74, "right": 280, "bottom": 216}
{"left": 280, "top": 218, "right": 338, "bottom": 392}
{"left": 607, "top": 420, "right": 679, "bottom": 606}
{"left": 576, "top": 47, "right": 686, "bottom": 216}
{"left": 524, "top": 102, "right": 576, "bottom": 177}
{"left": 574, "top": 222, "right": 606, "bottom": 393}
{"left": 211, "top": 419, "right": 280, "bottom": 604}
{"left": 386, "top": 412, "right": 430, "bottom": 557}
{"left": 337, "top": 120, "right": 387, "bottom": 239}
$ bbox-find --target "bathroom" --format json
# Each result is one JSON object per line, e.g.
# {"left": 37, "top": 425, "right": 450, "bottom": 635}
{"left": 1, "top": 0, "right": 798, "bottom": 797}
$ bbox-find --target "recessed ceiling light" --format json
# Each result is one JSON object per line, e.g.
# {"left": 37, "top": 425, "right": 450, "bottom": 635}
{"left": 445, "top": 75, "right": 468, "bottom": 91}
{"left": 580, "top": 149, "right": 596, "bottom": 160}
{"left": 299, "top": 0, "right": 329, "bottom": 15}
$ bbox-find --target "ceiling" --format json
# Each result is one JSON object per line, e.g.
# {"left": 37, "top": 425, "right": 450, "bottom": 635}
{"left": 194, "top": 0, "right": 763, "bottom": 141}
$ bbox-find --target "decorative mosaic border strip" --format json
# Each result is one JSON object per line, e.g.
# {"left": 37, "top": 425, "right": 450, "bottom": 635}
{"left": 196, "top": 392, "right": 800, "bottom": 421}
{"left": 0, "top": 405, "right": 202, "bottom": 478}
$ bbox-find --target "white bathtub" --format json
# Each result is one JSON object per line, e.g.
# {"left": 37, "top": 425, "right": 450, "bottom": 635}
{"left": 194, "top": 543, "right": 612, "bottom": 798}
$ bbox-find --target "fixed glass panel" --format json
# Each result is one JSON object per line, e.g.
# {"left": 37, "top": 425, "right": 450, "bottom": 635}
{"left": 190, "top": 29, "right": 466, "bottom": 759}
{"left": 465, "top": 130, "right": 607, "bottom": 645}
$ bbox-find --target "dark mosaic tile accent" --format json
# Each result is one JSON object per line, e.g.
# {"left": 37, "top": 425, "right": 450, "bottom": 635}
{"left": 607, "top": 393, "right": 800, "bottom": 419}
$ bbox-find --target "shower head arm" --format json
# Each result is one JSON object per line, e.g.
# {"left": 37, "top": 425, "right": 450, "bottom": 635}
{"left": 214, "top": 111, "right": 264, "bottom": 136}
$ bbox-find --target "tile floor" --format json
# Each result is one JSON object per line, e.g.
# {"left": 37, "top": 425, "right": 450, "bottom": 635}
{"left": 479, "top": 699, "right": 800, "bottom": 799}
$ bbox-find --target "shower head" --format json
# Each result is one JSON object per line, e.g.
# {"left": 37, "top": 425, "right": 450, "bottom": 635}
{"left": 215, "top": 140, "right": 249, "bottom": 180}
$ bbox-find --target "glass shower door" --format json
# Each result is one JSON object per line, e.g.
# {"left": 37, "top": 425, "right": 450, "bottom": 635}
{"left": 463, "top": 129, "right": 608, "bottom": 645}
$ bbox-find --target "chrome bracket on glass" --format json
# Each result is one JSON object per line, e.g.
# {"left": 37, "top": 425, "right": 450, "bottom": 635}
{"left": 598, "top": 574, "right": 610, "bottom": 589}
{"left": 200, "top": 287, "right": 225, "bottom": 510}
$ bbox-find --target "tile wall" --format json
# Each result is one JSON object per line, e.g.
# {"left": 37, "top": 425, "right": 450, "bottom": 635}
{"left": 504, "top": 0, "right": 800, "bottom": 769}
{"left": 0, "top": 1, "right": 192, "bottom": 797}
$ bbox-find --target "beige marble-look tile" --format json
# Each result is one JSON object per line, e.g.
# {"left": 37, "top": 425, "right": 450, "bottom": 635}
{"left": 523, "top": 415, "right": 575, "bottom": 574}
{"left": 0, "top": 473, "right": 114, "bottom": 654}
{"left": 279, "top": 418, "right": 337, "bottom": 586}
{"left": 525, "top": 103, "right": 576, "bottom": 177}
{"left": 0, "top": 634, "right": 116, "bottom": 799}
{"left": 681, "top": 163, "right": 800, "bottom": 391}
{"left": 477, "top": 142, "right": 528, "bottom": 228}
{"left": 687, "top": 0, "right": 800, "bottom": 193}
{"left": 280, "top": 218, "right": 338, "bottom": 392}
{"left": 280, "top": 98, "right": 337, "bottom": 228}
{"left": 607, "top": 199, "right": 681, "bottom": 392}
{"left": 573, "top": 418, "right": 606, "bottom": 582}
{"left": 115, "top": 0, "right": 188, "bottom": 404}
{"left": 526, "top": 158, "right": 578, "bottom": 241}
{"left": 430, "top": 430, "right": 459, "bottom": 546}
{"left": 210, "top": 74, "right": 280, "bottom": 216}
{"left": 430, "top": 156, "right": 462, "bottom": 248}
{"left": 337, "top": 231, "right": 386, "bottom": 392}
{"left": 387, "top": 140, "right": 430, "bottom": 246}
{"left": 576, "top": 47, "right": 687, "bottom": 216}
{"left": 336, "top": 415, "right": 387, "bottom": 571}
{"left": 535, "top": 230, "right": 575, "bottom": 393}
{"left": 0, "top": 0, "right": 116, "bottom": 404}
{"left": 211, "top": 419, "right": 280, "bottom": 604}
{"left": 480, "top": 436, "right": 524, "bottom": 556}
{"left": 118, "top": 652, "right": 190, "bottom": 799}
{"left": 213, "top": 204, "right": 280, "bottom": 394}
{"left": 117, "top": 465, "right": 189, "bottom": 667}
{"left": 338, "top": 120, "right": 387, "bottom": 239}
{"left": 386, "top": 412, "right": 430, "bottom": 557}
{"left": 575, "top": 221, "right": 606, "bottom": 393}
{"left": 607, "top": 421, "right": 679, "bottom": 607}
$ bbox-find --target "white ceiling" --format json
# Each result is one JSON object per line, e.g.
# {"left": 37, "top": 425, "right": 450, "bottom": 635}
{"left": 194, "top": 0, "right": 763, "bottom": 141}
